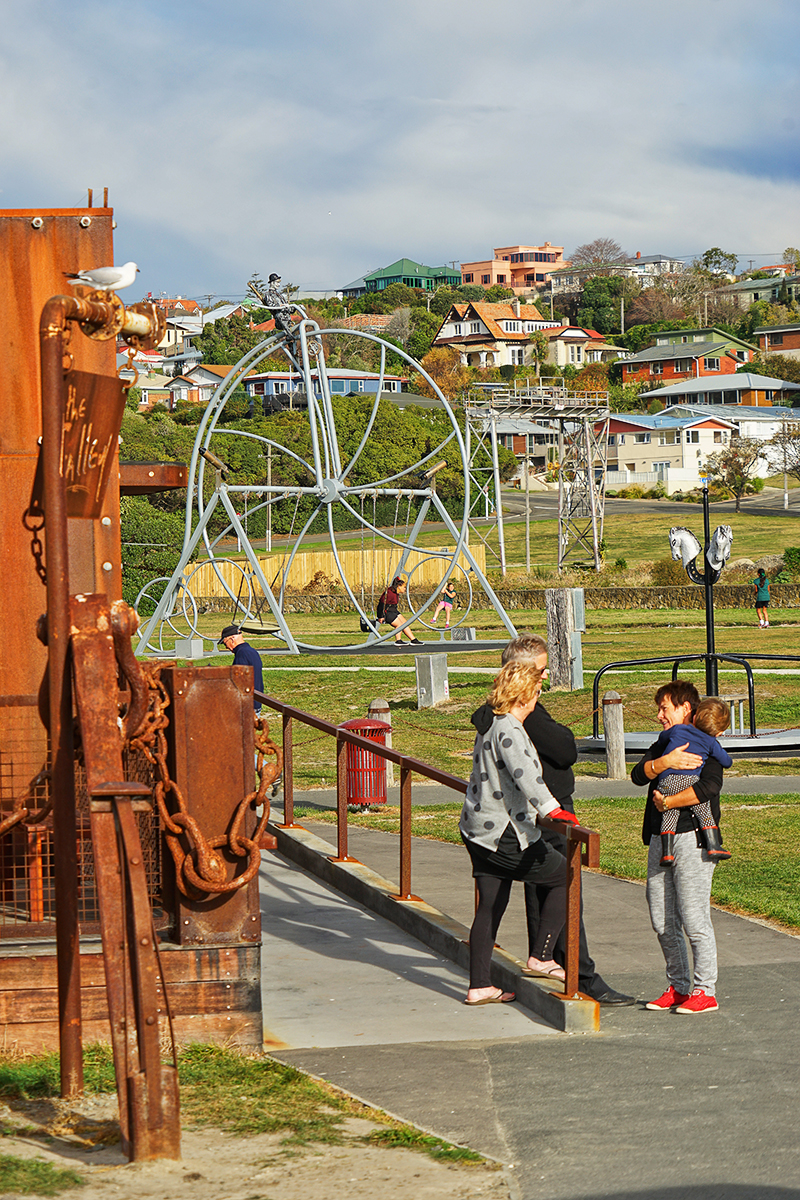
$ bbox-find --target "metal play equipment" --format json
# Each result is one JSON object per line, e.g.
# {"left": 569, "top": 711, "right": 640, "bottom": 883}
{"left": 134, "top": 276, "right": 519, "bottom": 657}
{"left": 587, "top": 481, "right": 800, "bottom": 750}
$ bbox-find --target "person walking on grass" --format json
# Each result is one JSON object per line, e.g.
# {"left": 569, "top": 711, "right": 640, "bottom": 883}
{"left": 218, "top": 624, "right": 263, "bottom": 710}
{"left": 754, "top": 568, "right": 771, "bottom": 628}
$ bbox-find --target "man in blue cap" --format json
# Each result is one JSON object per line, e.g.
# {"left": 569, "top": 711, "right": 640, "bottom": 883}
{"left": 219, "top": 624, "right": 263, "bottom": 710}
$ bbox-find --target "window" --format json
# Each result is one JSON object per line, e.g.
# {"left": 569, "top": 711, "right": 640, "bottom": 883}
{"left": 511, "top": 347, "right": 524, "bottom": 365}
{"left": 497, "top": 275, "right": 506, "bottom": 283}
{"left": 652, "top": 362, "right": 663, "bottom": 375}
{"left": 525, "top": 274, "right": 536, "bottom": 282}
{"left": 693, "top": 335, "right": 706, "bottom": 342}
{"left": 482, "top": 274, "right": 490, "bottom": 284}
{"left": 504, "top": 320, "right": 520, "bottom": 332}
{"left": 658, "top": 432, "right": 675, "bottom": 445}
{"left": 686, "top": 430, "right": 699, "bottom": 443}
{"left": 470, "top": 322, "right": 479, "bottom": 333}
{"left": 254, "top": 382, "right": 265, "bottom": 394}
{"left": 656, "top": 337, "right": 668, "bottom": 345}
{"left": 569, "top": 344, "right": 583, "bottom": 363}
{"left": 608, "top": 434, "right": 616, "bottom": 445}
{"left": 653, "top": 461, "right": 671, "bottom": 471}
{"left": 713, "top": 431, "right": 722, "bottom": 442}
{"left": 464, "top": 273, "right": 473, "bottom": 283}
{"left": 770, "top": 333, "right": 784, "bottom": 345}
{"left": 617, "top": 434, "right": 625, "bottom": 445}
{"left": 634, "top": 432, "right": 651, "bottom": 443}
{"left": 454, "top": 323, "right": 463, "bottom": 335}
{"left": 704, "top": 357, "right": 720, "bottom": 371}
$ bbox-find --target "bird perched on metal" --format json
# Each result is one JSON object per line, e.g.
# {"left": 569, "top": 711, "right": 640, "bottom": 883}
{"left": 64, "top": 261, "right": 139, "bottom": 292}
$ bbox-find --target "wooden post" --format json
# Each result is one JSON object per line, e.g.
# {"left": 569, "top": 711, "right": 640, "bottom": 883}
{"left": 602, "top": 691, "right": 626, "bottom": 779}
{"left": 544, "top": 589, "right": 574, "bottom": 690}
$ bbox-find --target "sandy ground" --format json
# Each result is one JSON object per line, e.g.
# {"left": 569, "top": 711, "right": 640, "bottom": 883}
{"left": 0, "top": 1095, "right": 513, "bottom": 1200}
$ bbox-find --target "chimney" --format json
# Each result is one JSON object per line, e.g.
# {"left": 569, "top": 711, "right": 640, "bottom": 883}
{"left": 513, "top": 298, "right": 521, "bottom": 317}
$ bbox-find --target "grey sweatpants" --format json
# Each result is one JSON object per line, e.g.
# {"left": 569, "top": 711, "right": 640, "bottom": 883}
{"left": 646, "top": 832, "right": 717, "bottom": 995}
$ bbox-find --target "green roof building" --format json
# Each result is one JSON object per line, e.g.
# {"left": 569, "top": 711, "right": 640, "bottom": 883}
{"left": 363, "top": 258, "right": 461, "bottom": 293}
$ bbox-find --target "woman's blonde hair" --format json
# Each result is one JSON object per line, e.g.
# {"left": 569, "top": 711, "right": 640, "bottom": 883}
{"left": 487, "top": 661, "right": 544, "bottom": 715}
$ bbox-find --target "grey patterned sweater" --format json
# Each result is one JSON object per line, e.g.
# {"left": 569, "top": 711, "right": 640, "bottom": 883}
{"left": 460, "top": 710, "right": 559, "bottom": 852}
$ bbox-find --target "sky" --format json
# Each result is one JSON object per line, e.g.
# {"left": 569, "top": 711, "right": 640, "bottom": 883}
{"left": 3, "top": 0, "right": 800, "bottom": 305}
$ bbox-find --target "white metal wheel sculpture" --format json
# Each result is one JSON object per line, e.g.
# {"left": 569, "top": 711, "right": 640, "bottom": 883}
{"left": 134, "top": 281, "right": 516, "bottom": 656}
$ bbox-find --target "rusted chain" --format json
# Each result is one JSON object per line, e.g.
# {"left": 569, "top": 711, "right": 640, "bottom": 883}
{"left": 0, "top": 768, "right": 52, "bottom": 838}
{"left": 126, "top": 659, "right": 282, "bottom": 899}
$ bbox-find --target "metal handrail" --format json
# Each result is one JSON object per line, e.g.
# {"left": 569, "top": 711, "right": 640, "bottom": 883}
{"left": 257, "top": 690, "right": 599, "bottom": 1000}
{"left": 592, "top": 652, "right": 800, "bottom": 739}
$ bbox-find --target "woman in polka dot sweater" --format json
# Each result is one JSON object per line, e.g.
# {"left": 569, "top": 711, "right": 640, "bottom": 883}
{"left": 459, "top": 659, "right": 579, "bottom": 1005}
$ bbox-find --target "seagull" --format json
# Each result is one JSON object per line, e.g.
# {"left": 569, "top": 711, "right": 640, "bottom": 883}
{"left": 64, "top": 261, "right": 139, "bottom": 292}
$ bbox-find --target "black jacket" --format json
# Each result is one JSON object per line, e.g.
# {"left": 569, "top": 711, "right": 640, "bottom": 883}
{"left": 471, "top": 700, "right": 578, "bottom": 811}
{"left": 631, "top": 747, "right": 723, "bottom": 846}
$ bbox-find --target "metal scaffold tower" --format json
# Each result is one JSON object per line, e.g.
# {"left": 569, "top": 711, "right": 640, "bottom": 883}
{"left": 465, "top": 384, "right": 610, "bottom": 574}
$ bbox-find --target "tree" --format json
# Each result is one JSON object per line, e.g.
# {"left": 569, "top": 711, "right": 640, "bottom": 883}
{"left": 625, "top": 287, "right": 686, "bottom": 327}
{"left": 743, "top": 353, "right": 800, "bottom": 384}
{"left": 569, "top": 238, "right": 628, "bottom": 269}
{"left": 696, "top": 247, "right": 738, "bottom": 277}
{"left": 767, "top": 422, "right": 800, "bottom": 484}
{"left": 410, "top": 346, "right": 470, "bottom": 400}
{"left": 783, "top": 247, "right": 800, "bottom": 271}
{"left": 704, "top": 437, "right": 764, "bottom": 512}
{"left": 406, "top": 308, "right": 441, "bottom": 361}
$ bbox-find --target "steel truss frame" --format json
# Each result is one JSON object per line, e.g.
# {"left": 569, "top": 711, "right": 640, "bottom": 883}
{"left": 465, "top": 386, "right": 609, "bottom": 574}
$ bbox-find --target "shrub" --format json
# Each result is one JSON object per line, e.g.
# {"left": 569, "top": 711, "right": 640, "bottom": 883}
{"left": 646, "top": 483, "right": 667, "bottom": 499}
{"left": 650, "top": 557, "right": 690, "bottom": 586}
{"left": 784, "top": 547, "right": 800, "bottom": 573}
{"left": 614, "top": 557, "right": 628, "bottom": 570}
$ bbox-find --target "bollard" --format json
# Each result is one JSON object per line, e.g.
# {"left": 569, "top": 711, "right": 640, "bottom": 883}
{"left": 367, "top": 698, "right": 395, "bottom": 786}
{"left": 603, "top": 690, "right": 626, "bottom": 779}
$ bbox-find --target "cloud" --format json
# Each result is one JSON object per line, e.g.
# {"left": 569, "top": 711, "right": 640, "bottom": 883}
{"left": 3, "top": 0, "right": 800, "bottom": 294}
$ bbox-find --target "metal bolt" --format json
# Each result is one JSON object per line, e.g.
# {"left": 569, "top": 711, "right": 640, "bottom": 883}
{"left": 146, "top": 1016, "right": 155, "bottom": 1026}
{"left": 102, "top": 561, "right": 112, "bottom": 572}
{"left": 140, "top": 936, "right": 149, "bottom": 946}
{"left": 79, "top": 216, "right": 91, "bottom": 228}
{"left": 130, "top": 857, "right": 140, "bottom": 866}
{"left": 101, "top": 516, "right": 112, "bottom": 527}
{"left": 31, "top": 217, "right": 44, "bottom": 229}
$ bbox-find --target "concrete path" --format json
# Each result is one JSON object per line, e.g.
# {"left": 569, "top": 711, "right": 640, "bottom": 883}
{"left": 260, "top": 804, "right": 800, "bottom": 1199}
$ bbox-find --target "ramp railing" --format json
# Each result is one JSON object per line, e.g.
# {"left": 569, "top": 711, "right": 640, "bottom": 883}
{"left": 257, "top": 691, "right": 599, "bottom": 999}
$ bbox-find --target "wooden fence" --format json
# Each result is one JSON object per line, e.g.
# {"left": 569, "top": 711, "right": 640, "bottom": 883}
{"left": 187, "top": 543, "right": 487, "bottom": 599}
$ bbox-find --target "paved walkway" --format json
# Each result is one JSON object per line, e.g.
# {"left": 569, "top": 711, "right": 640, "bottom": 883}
{"left": 259, "top": 800, "right": 800, "bottom": 1200}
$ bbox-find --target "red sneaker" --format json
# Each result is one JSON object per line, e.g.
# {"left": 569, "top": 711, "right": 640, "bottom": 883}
{"left": 675, "top": 988, "right": 718, "bottom": 1014}
{"left": 645, "top": 985, "right": 690, "bottom": 1010}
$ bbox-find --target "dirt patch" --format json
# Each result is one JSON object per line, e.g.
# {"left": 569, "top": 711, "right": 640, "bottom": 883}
{"left": 0, "top": 1097, "right": 511, "bottom": 1200}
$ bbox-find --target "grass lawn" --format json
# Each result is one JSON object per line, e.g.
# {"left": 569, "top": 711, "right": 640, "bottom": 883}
{"left": 0, "top": 1045, "right": 482, "bottom": 1167}
{"left": 296, "top": 794, "right": 800, "bottom": 932}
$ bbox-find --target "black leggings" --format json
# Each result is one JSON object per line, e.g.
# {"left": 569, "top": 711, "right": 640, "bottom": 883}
{"left": 465, "top": 829, "right": 567, "bottom": 989}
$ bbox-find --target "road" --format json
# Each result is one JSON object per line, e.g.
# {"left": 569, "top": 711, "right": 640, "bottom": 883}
{"left": 501, "top": 484, "right": 799, "bottom": 521}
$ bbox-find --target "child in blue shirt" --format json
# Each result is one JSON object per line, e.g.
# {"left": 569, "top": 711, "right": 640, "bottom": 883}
{"left": 654, "top": 697, "right": 732, "bottom": 865}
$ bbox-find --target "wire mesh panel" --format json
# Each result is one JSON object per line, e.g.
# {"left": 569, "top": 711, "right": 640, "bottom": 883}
{"left": 0, "top": 700, "right": 166, "bottom": 939}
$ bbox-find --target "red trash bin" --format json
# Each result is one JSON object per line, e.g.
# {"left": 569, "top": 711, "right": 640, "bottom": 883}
{"left": 339, "top": 718, "right": 391, "bottom": 807}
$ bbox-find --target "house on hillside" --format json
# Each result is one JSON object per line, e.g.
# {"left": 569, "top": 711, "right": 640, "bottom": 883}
{"left": 459, "top": 244, "right": 567, "bottom": 293}
{"left": 667, "top": 403, "right": 800, "bottom": 447}
{"left": 433, "top": 301, "right": 559, "bottom": 368}
{"left": 753, "top": 323, "right": 800, "bottom": 360}
{"left": 639, "top": 373, "right": 800, "bottom": 408}
{"left": 622, "top": 252, "right": 685, "bottom": 286}
{"left": 542, "top": 326, "right": 630, "bottom": 368}
{"left": 354, "top": 259, "right": 462, "bottom": 295}
{"left": 599, "top": 411, "right": 737, "bottom": 494}
{"left": 720, "top": 271, "right": 800, "bottom": 310}
{"left": 166, "top": 363, "right": 256, "bottom": 408}
{"left": 622, "top": 327, "right": 756, "bottom": 384}
{"left": 242, "top": 368, "right": 404, "bottom": 409}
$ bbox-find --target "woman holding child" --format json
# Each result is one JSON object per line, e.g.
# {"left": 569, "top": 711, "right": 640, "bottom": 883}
{"left": 631, "top": 680, "right": 729, "bottom": 1016}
